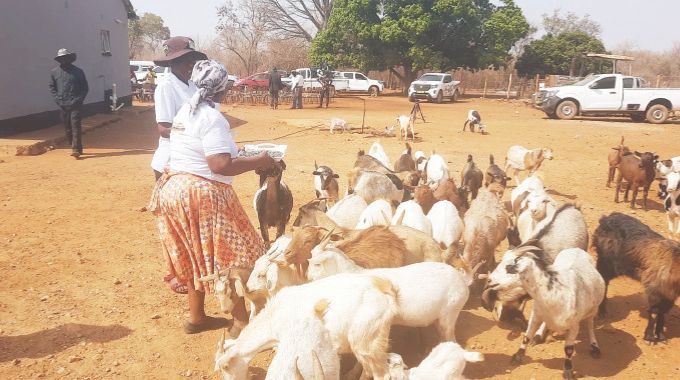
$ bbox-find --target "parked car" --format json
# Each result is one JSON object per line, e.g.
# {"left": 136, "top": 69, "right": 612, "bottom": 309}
{"left": 338, "top": 71, "right": 384, "bottom": 96}
{"left": 293, "top": 67, "right": 349, "bottom": 92}
{"left": 129, "top": 60, "right": 154, "bottom": 82}
{"left": 408, "top": 73, "right": 460, "bottom": 103}
{"left": 534, "top": 73, "right": 680, "bottom": 124}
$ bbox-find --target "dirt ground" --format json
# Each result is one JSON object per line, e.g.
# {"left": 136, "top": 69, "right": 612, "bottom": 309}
{"left": 1, "top": 94, "right": 680, "bottom": 379}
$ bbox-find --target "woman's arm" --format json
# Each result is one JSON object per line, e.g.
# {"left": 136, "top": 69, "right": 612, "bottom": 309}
{"left": 206, "top": 151, "right": 275, "bottom": 177}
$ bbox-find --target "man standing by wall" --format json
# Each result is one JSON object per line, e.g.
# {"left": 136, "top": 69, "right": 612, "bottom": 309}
{"left": 49, "top": 48, "right": 88, "bottom": 158}
{"left": 290, "top": 71, "right": 304, "bottom": 109}
{"left": 268, "top": 67, "right": 283, "bottom": 109}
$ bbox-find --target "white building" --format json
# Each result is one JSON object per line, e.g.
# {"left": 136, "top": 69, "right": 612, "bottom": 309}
{"left": 0, "top": 0, "right": 136, "bottom": 136}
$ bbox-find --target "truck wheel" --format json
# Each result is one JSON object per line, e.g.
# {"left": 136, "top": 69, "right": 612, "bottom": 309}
{"left": 646, "top": 104, "right": 669, "bottom": 124}
{"left": 450, "top": 90, "right": 459, "bottom": 103}
{"left": 630, "top": 113, "right": 646, "bottom": 122}
{"left": 436, "top": 90, "right": 443, "bottom": 104}
{"left": 556, "top": 100, "right": 578, "bottom": 120}
{"left": 369, "top": 86, "right": 379, "bottom": 97}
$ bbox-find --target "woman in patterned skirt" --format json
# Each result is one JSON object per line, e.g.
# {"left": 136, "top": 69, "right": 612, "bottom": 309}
{"left": 149, "top": 60, "right": 276, "bottom": 334}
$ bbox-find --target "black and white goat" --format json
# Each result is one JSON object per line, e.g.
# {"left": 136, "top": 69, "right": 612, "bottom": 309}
{"left": 312, "top": 161, "right": 340, "bottom": 205}
{"left": 462, "top": 109, "right": 486, "bottom": 134}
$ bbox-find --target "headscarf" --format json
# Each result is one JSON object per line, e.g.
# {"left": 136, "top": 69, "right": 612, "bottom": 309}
{"left": 188, "top": 60, "right": 230, "bottom": 114}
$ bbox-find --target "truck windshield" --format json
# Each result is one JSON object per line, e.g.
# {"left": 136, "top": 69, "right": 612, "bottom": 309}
{"left": 419, "top": 74, "right": 443, "bottom": 82}
{"left": 572, "top": 75, "right": 599, "bottom": 86}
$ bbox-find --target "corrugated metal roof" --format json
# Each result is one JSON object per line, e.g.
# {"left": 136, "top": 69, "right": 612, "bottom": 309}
{"left": 121, "top": 0, "right": 137, "bottom": 19}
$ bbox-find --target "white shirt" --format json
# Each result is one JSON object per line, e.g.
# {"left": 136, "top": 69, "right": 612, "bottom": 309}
{"left": 291, "top": 74, "right": 304, "bottom": 90}
{"left": 169, "top": 102, "right": 238, "bottom": 185}
{"left": 150, "top": 73, "right": 198, "bottom": 172}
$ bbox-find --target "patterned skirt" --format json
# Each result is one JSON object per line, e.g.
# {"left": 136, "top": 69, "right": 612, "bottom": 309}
{"left": 148, "top": 172, "right": 265, "bottom": 293}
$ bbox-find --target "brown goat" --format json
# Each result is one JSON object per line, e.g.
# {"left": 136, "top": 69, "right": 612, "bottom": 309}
{"left": 593, "top": 212, "right": 680, "bottom": 343}
{"left": 485, "top": 154, "right": 511, "bottom": 188}
{"left": 607, "top": 136, "right": 631, "bottom": 188}
{"left": 615, "top": 151, "right": 658, "bottom": 209}
{"left": 354, "top": 150, "right": 394, "bottom": 174}
{"left": 292, "top": 199, "right": 345, "bottom": 233}
{"left": 254, "top": 161, "right": 293, "bottom": 248}
{"left": 434, "top": 178, "right": 469, "bottom": 215}
{"left": 394, "top": 143, "right": 416, "bottom": 172}
{"left": 284, "top": 225, "right": 407, "bottom": 269}
{"left": 413, "top": 184, "right": 437, "bottom": 214}
{"left": 461, "top": 154, "right": 484, "bottom": 202}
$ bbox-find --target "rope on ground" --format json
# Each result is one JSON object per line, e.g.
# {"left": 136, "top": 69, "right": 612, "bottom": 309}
{"left": 236, "top": 123, "right": 326, "bottom": 144}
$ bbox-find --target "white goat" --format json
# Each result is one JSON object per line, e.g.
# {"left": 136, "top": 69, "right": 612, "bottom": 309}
{"left": 368, "top": 141, "right": 390, "bottom": 169}
{"left": 396, "top": 115, "right": 415, "bottom": 141}
{"left": 427, "top": 200, "right": 464, "bottom": 249}
{"left": 665, "top": 172, "right": 680, "bottom": 238}
{"left": 510, "top": 175, "right": 545, "bottom": 216}
{"left": 214, "top": 273, "right": 398, "bottom": 380}
{"left": 515, "top": 192, "right": 558, "bottom": 243}
{"left": 392, "top": 200, "right": 433, "bottom": 236}
{"left": 199, "top": 268, "right": 250, "bottom": 318}
{"left": 505, "top": 246, "right": 605, "bottom": 380}
{"left": 330, "top": 118, "right": 350, "bottom": 134}
{"left": 307, "top": 250, "right": 477, "bottom": 341}
{"left": 414, "top": 151, "right": 428, "bottom": 174}
{"left": 327, "top": 194, "right": 368, "bottom": 230}
{"left": 356, "top": 199, "right": 393, "bottom": 229}
{"left": 388, "top": 342, "right": 484, "bottom": 380}
{"left": 505, "top": 145, "right": 554, "bottom": 186}
{"left": 351, "top": 170, "right": 404, "bottom": 205}
{"left": 425, "top": 153, "right": 450, "bottom": 190}
{"left": 265, "top": 316, "right": 340, "bottom": 380}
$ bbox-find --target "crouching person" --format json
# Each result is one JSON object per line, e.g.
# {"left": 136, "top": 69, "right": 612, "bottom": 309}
{"left": 148, "top": 60, "right": 277, "bottom": 335}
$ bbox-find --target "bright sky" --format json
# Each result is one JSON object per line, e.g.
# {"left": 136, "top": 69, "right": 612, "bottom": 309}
{"left": 131, "top": 0, "right": 680, "bottom": 52}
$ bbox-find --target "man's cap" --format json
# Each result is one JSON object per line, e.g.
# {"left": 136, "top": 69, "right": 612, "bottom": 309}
{"left": 54, "top": 48, "right": 76, "bottom": 63}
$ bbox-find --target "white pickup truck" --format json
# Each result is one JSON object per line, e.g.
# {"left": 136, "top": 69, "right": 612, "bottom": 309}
{"left": 408, "top": 73, "right": 461, "bottom": 103}
{"left": 338, "top": 71, "right": 385, "bottom": 96}
{"left": 534, "top": 73, "right": 680, "bottom": 124}
{"left": 294, "top": 68, "right": 349, "bottom": 92}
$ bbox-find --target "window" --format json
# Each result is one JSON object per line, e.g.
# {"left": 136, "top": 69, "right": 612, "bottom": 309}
{"left": 101, "top": 30, "right": 111, "bottom": 56}
{"left": 623, "top": 78, "right": 634, "bottom": 88}
{"left": 355, "top": 73, "right": 367, "bottom": 80}
{"left": 343, "top": 73, "right": 353, "bottom": 79}
{"left": 129, "top": 65, "right": 139, "bottom": 72}
{"left": 591, "top": 76, "right": 616, "bottom": 89}
{"left": 443, "top": 75, "right": 452, "bottom": 83}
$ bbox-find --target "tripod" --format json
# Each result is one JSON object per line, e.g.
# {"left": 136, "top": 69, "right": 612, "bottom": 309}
{"left": 410, "top": 99, "right": 426, "bottom": 123}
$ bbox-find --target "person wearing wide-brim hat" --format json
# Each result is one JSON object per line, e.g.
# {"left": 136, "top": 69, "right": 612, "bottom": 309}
{"left": 49, "top": 48, "right": 89, "bottom": 158}
{"left": 149, "top": 37, "right": 208, "bottom": 296}
{"left": 150, "top": 36, "right": 207, "bottom": 181}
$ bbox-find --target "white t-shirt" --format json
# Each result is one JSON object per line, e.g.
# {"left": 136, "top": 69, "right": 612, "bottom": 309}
{"left": 169, "top": 102, "right": 238, "bottom": 185}
{"left": 150, "top": 74, "right": 198, "bottom": 172}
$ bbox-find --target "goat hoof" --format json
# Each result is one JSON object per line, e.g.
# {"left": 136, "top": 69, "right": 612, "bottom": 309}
{"left": 563, "top": 369, "right": 577, "bottom": 379}
{"left": 590, "top": 344, "right": 601, "bottom": 359}
{"left": 531, "top": 334, "right": 545, "bottom": 346}
{"left": 510, "top": 353, "right": 523, "bottom": 366}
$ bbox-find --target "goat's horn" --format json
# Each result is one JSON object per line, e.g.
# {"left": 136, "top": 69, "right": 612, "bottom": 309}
{"left": 319, "top": 227, "right": 335, "bottom": 251}
{"left": 380, "top": 209, "right": 390, "bottom": 224}
{"left": 311, "top": 351, "right": 325, "bottom": 380}
{"left": 477, "top": 272, "right": 489, "bottom": 280}
{"left": 233, "top": 277, "right": 246, "bottom": 298}
{"left": 294, "top": 357, "right": 305, "bottom": 380}
{"left": 514, "top": 245, "right": 541, "bottom": 256}
{"left": 218, "top": 330, "right": 226, "bottom": 355}
{"left": 395, "top": 209, "right": 406, "bottom": 226}
{"left": 470, "top": 260, "right": 485, "bottom": 276}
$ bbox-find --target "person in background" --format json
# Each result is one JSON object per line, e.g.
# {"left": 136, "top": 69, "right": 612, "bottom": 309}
{"left": 151, "top": 36, "right": 207, "bottom": 295}
{"left": 49, "top": 48, "right": 89, "bottom": 158}
{"left": 268, "top": 67, "right": 283, "bottom": 109}
{"left": 318, "top": 70, "right": 332, "bottom": 108}
{"left": 148, "top": 60, "right": 275, "bottom": 335}
{"left": 290, "top": 70, "right": 304, "bottom": 109}
{"left": 151, "top": 36, "right": 207, "bottom": 181}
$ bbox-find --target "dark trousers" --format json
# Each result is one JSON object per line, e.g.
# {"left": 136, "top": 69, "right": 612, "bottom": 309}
{"left": 319, "top": 88, "right": 330, "bottom": 108}
{"left": 269, "top": 90, "right": 279, "bottom": 109}
{"left": 292, "top": 88, "right": 303, "bottom": 109}
{"left": 60, "top": 105, "right": 83, "bottom": 153}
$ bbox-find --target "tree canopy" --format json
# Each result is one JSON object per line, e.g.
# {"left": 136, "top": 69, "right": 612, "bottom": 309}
{"left": 310, "top": 0, "right": 530, "bottom": 86}
{"left": 516, "top": 31, "right": 608, "bottom": 76}
{"left": 128, "top": 12, "right": 171, "bottom": 59}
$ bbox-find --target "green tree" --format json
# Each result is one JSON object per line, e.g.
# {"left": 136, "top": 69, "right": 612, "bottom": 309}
{"left": 128, "top": 12, "right": 171, "bottom": 59}
{"left": 516, "top": 31, "right": 608, "bottom": 76}
{"left": 310, "top": 0, "right": 530, "bottom": 88}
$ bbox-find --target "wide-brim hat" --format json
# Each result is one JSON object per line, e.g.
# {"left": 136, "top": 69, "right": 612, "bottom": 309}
{"left": 154, "top": 36, "right": 207, "bottom": 67}
{"left": 54, "top": 48, "right": 76, "bottom": 63}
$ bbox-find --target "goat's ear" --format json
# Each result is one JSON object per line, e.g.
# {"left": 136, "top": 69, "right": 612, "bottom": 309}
{"left": 505, "top": 176, "right": 512, "bottom": 181}
{"left": 654, "top": 155, "right": 659, "bottom": 160}
{"left": 332, "top": 174, "right": 339, "bottom": 178}
{"left": 312, "top": 171, "right": 321, "bottom": 175}
{"left": 198, "top": 274, "right": 216, "bottom": 282}
{"left": 611, "top": 147, "right": 620, "bottom": 151}
{"left": 634, "top": 151, "right": 642, "bottom": 157}
{"left": 233, "top": 277, "right": 246, "bottom": 297}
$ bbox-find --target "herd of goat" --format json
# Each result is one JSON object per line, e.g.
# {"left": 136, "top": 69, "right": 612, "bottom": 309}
{"left": 204, "top": 131, "right": 680, "bottom": 380}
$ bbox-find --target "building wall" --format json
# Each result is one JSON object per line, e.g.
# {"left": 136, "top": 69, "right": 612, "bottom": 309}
{"left": 0, "top": 0, "right": 132, "bottom": 136}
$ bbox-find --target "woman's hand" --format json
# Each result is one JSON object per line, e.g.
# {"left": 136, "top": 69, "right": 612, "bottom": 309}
{"left": 256, "top": 151, "right": 277, "bottom": 169}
